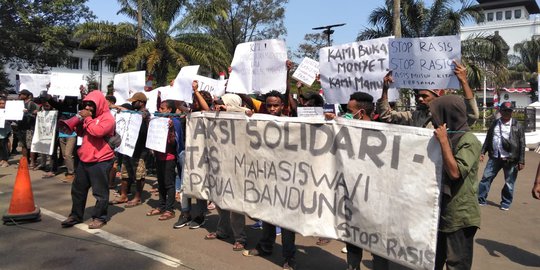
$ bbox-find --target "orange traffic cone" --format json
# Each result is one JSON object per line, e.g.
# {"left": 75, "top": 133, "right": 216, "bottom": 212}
{"left": 2, "top": 156, "right": 41, "bottom": 225}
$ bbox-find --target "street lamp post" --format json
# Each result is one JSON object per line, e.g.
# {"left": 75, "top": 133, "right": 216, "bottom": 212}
{"left": 312, "top": 23, "right": 346, "bottom": 47}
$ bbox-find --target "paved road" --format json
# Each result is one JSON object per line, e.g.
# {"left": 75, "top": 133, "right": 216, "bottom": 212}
{"left": 1, "top": 152, "right": 539, "bottom": 270}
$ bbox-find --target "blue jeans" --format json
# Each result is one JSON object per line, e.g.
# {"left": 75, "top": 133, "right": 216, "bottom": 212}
{"left": 478, "top": 157, "right": 518, "bottom": 208}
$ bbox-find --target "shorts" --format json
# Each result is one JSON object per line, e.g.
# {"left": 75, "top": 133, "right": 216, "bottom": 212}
{"left": 121, "top": 156, "right": 146, "bottom": 180}
{"left": 17, "top": 130, "right": 33, "bottom": 150}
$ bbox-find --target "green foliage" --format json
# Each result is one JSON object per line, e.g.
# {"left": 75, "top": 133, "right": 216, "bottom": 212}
{"left": 85, "top": 70, "right": 99, "bottom": 90}
{"left": 0, "top": 0, "right": 95, "bottom": 70}
{"left": 294, "top": 33, "right": 326, "bottom": 61}
{"left": 188, "top": 0, "right": 288, "bottom": 56}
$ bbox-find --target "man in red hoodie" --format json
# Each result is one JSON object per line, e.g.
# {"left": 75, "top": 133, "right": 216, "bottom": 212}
{"left": 61, "top": 90, "right": 116, "bottom": 229}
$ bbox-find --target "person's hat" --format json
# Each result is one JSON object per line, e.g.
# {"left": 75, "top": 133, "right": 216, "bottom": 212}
{"left": 414, "top": 89, "right": 440, "bottom": 97}
{"left": 500, "top": 101, "right": 514, "bottom": 111}
{"left": 127, "top": 92, "right": 148, "bottom": 102}
{"left": 19, "top": 89, "right": 32, "bottom": 96}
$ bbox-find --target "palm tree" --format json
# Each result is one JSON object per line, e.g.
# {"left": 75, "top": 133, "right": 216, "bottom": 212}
{"left": 75, "top": 0, "right": 231, "bottom": 86}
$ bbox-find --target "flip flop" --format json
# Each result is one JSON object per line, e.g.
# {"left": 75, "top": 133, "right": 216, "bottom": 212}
{"left": 109, "top": 199, "right": 128, "bottom": 205}
{"left": 146, "top": 208, "right": 162, "bottom": 216}
{"left": 124, "top": 201, "right": 142, "bottom": 208}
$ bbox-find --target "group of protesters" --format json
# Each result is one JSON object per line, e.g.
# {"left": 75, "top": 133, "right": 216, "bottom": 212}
{"left": 1, "top": 57, "right": 539, "bottom": 270}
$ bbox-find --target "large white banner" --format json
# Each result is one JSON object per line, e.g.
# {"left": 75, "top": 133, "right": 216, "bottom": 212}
{"left": 0, "top": 109, "right": 5, "bottom": 129}
{"left": 114, "top": 71, "right": 146, "bottom": 105}
{"left": 292, "top": 57, "right": 319, "bottom": 87}
{"left": 49, "top": 73, "right": 86, "bottom": 97}
{"left": 145, "top": 89, "right": 159, "bottom": 114}
{"left": 227, "top": 39, "right": 288, "bottom": 94}
{"left": 194, "top": 75, "right": 224, "bottom": 97}
{"left": 389, "top": 35, "right": 461, "bottom": 89}
{"left": 115, "top": 112, "right": 142, "bottom": 157}
{"left": 169, "top": 65, "right": 200, "bottom": 103}
{"left": 4, "top": 101, "right": 24, "bottom": 121}
{"left": 18, "top": 74, "right": 51, "bottom": 96}
{"left": 320, "top": 37, "right": 397, "bottom": 104}
{"left": 184, "top": 113, "right": 442, "bottom": 270}
{"left": 31, "top": 110, "right": 58, "bottom": 155}
{"left": 145, "top": 117, "right": 169, "bottom": 153}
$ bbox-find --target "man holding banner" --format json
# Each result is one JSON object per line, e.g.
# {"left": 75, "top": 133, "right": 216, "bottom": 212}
{"left": 16, "top": 89, "right": 38, "bottom": 167}
{"left": 431, "top": 95, "right": 481, "bottom": 270}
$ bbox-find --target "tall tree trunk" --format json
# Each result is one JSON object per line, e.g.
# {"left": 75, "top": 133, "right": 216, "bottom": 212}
{"left": 137, "top": 0, "right": 143, "bottom": 47}
{"left": 393, "top": 0, "right": 401, "bottom": 38}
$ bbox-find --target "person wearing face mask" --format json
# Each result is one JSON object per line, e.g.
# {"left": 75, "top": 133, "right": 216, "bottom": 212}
{"left": 431, "top": 95, "right": 482, "bottom": 270}
{"left": 376, "top": 61, "right": 479, "bottom": 128}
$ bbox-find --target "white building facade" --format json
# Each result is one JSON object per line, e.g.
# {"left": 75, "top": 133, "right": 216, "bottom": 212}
{"left": 460, "top": 0, "right": 540, "bottom": 108}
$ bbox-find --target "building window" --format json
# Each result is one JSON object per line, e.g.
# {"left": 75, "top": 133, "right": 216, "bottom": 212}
{"left": 505, "top": 10, "right": 512, "bottom": 20}
{"left": 66, "top": 57, "right": 81, "bottom": 69}
{"left": 108, "top": 60, "right": 119, "bottom": 73}
{"left": 89, "top": 58, "right": 100, "bottom": 71}
{"left": 487, "top": 12, "right": 494, "bottom": 21}
{"left": 515, "top": 9, "right": 522, "bottom": 19}
{"left": 496, "top": 11, "right": 503, "bottom": 20}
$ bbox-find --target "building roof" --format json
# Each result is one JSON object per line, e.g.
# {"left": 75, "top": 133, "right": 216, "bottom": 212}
{"left": 477, "top": 0, "right": 540, "bottom": 14}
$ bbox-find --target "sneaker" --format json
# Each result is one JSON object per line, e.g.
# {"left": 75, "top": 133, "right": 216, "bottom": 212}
{"left": 500, "top": 206, "right": 509, "bottom": 211}
{"left": 251, "top": 220, "right": 263, "bottom": 230}
{"left": 189, "top": 215, "right": 206, "bottom": 229}
{"left": 341, "top": 247, "right": 348, "bottom": 253}
{"left": 173, "top": 214, "right": 192, "bottom": 229}
{"left": 479, "top": 202, "right": 487, "bottom": 206}
{"left": 276, "top": 226, "right": 281, "bottom": 236}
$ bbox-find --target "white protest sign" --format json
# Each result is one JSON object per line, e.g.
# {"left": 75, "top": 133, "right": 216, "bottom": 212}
{"left": 296, "top": 107, "right": 324, "bottom": 119}
{"left": 114, "top": 71, "right": 146, "bottom": 105}
{"left": 145, "top": 89, "right": 159, "bottom": 114}
{"left": 31, "top": 110, "right": 58, "bottom": 155}
{"left": 4, "top": 101, "right": 24, "bottom": 120}
{"left": 184, "top": 113, "right": 442, "bottom": 270}
{"left": 169, "top": 65, "right": 200, "bottom": 103}
{"left": 145, "top": 117, "right": 169, "bottom": 153}
{"left": 292, "top": 57, "right": 319, "bottom": 86}
{"left": 227, "top": 39, "right": 288, "bottom": 94}
{"left": 195, "top": 75, "right": 224, "bottom": 97}
{"left": 389, "top": 35, "right": 461, "bottom": 89}
{"left": 18, "top": 74, "right": 51, "bottom": 96}
{"left": 48, "top": 73, "right": 86, "bottom": 97}
{"left": 320, "top": 37, "right": 396, "bottom": 104}
{"left": 0, "top": 109, "right": 5, "bottom": 129}
{"left": 115, "top": 112, "right": 142, "bottom": 157}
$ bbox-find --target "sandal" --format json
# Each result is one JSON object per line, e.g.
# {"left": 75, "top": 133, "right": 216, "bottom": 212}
{"left": 109, "top": 199, "right": 128, "bottom": 205}
{"left": 146, "top": 208, "right": 162, "bottom": 216}
{"left": 316, "top": 237, "right": 331, "bottom": 246}
{"left": 204, "top": 232, "right": 228, "bottom": 240}
{"left": 124, "top": 200, "right": 142, "bottom": 208}
{"left": 232, "top": 241, "right": 245, "bottom": 251}
{"left": 158, "top": 210, "right": 175, "bottom": 221}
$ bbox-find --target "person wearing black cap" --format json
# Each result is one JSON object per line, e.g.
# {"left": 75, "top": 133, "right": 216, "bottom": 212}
{"left": 478, "top": 101, "right": 525, "bottom": 211}
{"left": 16, "top": 89, "right": 38, "bottom": 167}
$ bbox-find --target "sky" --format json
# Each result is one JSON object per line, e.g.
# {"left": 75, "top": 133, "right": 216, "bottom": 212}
{"left": 85, "top": 0, "right": 385, "bottom": 53}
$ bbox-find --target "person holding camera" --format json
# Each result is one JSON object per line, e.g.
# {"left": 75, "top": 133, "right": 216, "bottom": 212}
{"left": 61, "top": 90, "right": 116, "bottom": 229}
{"left": 478, "top": 102, "right": 525, "bottom": 211}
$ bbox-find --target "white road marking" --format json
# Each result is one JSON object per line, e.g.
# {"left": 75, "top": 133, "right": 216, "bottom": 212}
{"left": 41, "top": 208, "right": 182, "bottom": 268}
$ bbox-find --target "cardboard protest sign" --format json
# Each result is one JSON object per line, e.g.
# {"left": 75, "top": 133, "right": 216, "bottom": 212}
{"left": 0, "top": 109, "right": 5, "bottom": 129}
{"left": 320, "top": 37, "right": 396, "bottom": 104}
{"left": 389, "top": 35, "right": 461, "bottom": 89}
{"left": 169, "top": 65, "right": 200, "bottom": 103}
{"left": 292, "top": 57, "right": 319, "bottom": 86}
{"left": 4, "top": 101, "right": 24, "bottom": 121}
{"left": 145, "top": 89, "right": 159, "bottom": 114}
{"left": 115, "top": 112, "right": 142, "bottom": 157}
{"left": 49, "top": 73, "right": 86, "bottom": 97}
{"left": 184, "top": 113, "right": 442, "bottom": 270}
{"left": 114, "top": 71, "right": 146, "bottom": 105}
{"left": 194, "top": 75, "right": 224, "bottom": 97}
{"left": 31, "top": 110, "right": 58, "bottom": 155}
{"left": 18, "top": 74, "right": 51, "bottom": 96}
{"left": 296, "top": 107, "right": 324, "bottom": 119}
{"left": 227, "top": 39, "right": 288, "bottom": 94}
{"left": 145, "top": 117, "right": 169, "bottom": 153}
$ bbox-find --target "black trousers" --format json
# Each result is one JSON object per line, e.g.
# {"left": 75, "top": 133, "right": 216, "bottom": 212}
{"left": 435, "top": 227, "right": 478, "bottom": 270}
{"left": 156, "top": 159, "right": 176, "bottom": 212}
{"left": 70, "top": 159, "right": 113, "bottom": 222}
{"left": 257, "top": 222, "right": 296, "bottom": 260}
